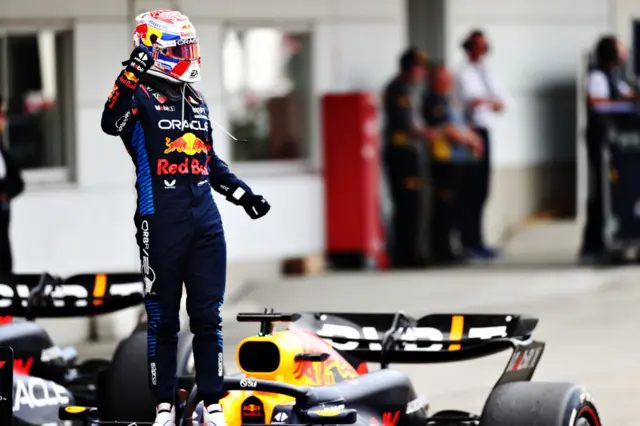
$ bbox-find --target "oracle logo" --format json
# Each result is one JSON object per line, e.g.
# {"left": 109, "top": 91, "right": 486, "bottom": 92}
{"left": 13, "top": 377, "right": 71, "bottom": 411}
{"left": 158, "top": 119, "right": 208, "bottom": 131}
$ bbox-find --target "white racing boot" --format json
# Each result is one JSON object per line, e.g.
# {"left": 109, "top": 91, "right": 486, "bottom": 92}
{"left": 153, "top": 403, "right": 176, "bottom": 426}
{"left": 201, "top": 403, "right": 226, "bottom": 426}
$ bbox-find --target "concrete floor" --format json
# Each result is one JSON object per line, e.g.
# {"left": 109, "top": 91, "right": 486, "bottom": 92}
{"left": 76, "top": 262, "right": 640, "bottom": 426}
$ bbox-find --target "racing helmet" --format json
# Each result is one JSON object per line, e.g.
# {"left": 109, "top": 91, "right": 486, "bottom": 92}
{"left": 133, "top": 10, "right": 201, "bottom": 83}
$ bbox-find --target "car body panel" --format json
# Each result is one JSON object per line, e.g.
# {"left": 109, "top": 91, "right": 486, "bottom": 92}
{"left": 0, "top": 272, "right": 145, "bottom": 425}
{"left": 12, "top": 373, "right": 76, "bottom": 426}
{"left": 210, "top": 321, "right": 428, "bottom": 426}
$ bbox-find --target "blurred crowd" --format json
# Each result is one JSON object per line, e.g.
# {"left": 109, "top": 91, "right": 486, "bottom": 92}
{"left": 580, "top": 35, "right": 639, "bottom": 263}
{"left": 383, "top": 30, "right": 506, "bottom": 269}
{"left": 382, "top": 30, "right": 639, "bottom": 269}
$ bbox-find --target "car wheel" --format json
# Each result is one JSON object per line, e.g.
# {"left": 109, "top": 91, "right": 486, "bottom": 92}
{"left": 573, "top": 405, "right": 600, "bottom": 426}
{"left": 101, "top": 331, "right": 156, "bottom": 422}
{"left": 481, "top": 382, "right": 601, "bottom": 426}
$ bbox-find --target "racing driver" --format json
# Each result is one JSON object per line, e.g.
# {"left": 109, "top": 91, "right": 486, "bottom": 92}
{"left": 101, "top": 10, "right": 271, "bottom": 426}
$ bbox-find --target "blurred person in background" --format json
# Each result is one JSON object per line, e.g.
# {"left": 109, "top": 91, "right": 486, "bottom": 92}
{"left": 580, "top": 35, "right": 636, "bottom": 263}
{"left": 0, "top": 94, "right": 25, "bottom": 277}
{"left": 382, "top": 47, "right": 431, "bottom": 268}
{"left": 456, "top": 29, "right": 507, "bottom": 260}
{"left": 422, "top": 65, "right": 483, "bottom": 265}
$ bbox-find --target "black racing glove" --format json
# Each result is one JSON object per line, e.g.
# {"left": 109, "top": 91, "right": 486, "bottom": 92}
{"left": 123, "top": 46, "right": 155, "bottom": 77}
{"left": 242, "top": 194, "right": 271, "bottom": 220}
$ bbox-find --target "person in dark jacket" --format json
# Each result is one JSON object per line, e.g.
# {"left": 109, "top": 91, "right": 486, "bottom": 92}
{"left": 422, "top": 65, "right": 482, "bottom": 264}
{"left": 0, "top": 94, "right": 25, "bottom": 277}
{"left": 382, "top": 47, "right": 431, "bottom": 268}
{"left": 580, "top": 35, "right": 636, "bottom": 263}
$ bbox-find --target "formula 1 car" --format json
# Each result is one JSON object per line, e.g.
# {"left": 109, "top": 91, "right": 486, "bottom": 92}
{"left": 58, "top": 310, "right": 602, "bottom": 426}
{"left": 0, "top": 271, "right": 197, "bottom": 426}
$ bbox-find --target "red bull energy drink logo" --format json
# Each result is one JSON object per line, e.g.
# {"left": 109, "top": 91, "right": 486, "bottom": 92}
{"left": 164, "top": 133, "right": 209, "bottom": 155}
{"left": 157, "top": 157, "right": 210, "bottom": 176}
{"left": 123, "top": 72, "right": 139, "bottom": 83}
{"left": 243, "top": 404, "right": 261, "bottom": 415}
{"left": 241, "top": 396, "right": 265, "bottom": 422}
{"left": 107, "top": 85, "right": 119, "bottom": 109}
{"left": 290, "top": 330, "right": 358, "bottom": 385}
{"left": 136, "top": 22, "right": 164, "bottom": 47}
{"left": 119, "top": 72, "right": 139, "bottom": 89}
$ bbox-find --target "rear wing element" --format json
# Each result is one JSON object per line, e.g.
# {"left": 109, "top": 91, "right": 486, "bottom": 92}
{"left": 289, "top": 311, "right": 544, "bottom": 377}
{"left": 0, "top": 272, "right": 143, "bottom": 319}
{"left": 291, "top": 311, "right": 538, "bottom": 357}
{"left": 237, "top": 310, "right": 545, "bottom": 385}
{"left": 294, "top": 311, "right": 545, "bottom": 384}
{"left": 0, "top": 347, "right": 13, "bottom": 425}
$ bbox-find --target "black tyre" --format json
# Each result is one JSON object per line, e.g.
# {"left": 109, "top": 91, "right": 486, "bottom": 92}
{"left": 481, "top": 382, "right": 601, "bottom": 426}
{"left": 100, "top": 330, "right": 202, "bottom": 422}
{"left": 101, "top": 331, "right": 156, "bottom": 422}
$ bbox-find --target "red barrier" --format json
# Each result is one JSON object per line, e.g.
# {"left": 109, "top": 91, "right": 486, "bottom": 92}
{"left": 322, "top": 92, "right": 388, "bottom": 269}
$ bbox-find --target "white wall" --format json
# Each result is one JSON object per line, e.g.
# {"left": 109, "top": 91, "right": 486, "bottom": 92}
{"left": 445, "top": 0, "right": 610, "bottom": 167}
{"left": 613, "top": 0, "right": 640, "bottom": 46}
{"left": 2, "top": 0, "right": 128, "bottom": 18}
{"left": 5, "top": 0, "right": 406, "bottom": 343}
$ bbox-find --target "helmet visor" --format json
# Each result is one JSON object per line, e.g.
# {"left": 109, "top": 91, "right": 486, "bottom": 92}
{"left": 159, "top": 38, "right": 200, "bottom": 61}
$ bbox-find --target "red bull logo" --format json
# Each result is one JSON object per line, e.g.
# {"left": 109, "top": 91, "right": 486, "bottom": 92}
{"left": 123, "top": 72, "right": 139, "bottom": 83}
{"left": 119, "top": 74, "right": 138, "bottom": 90}
{"left": 135, "top": 23, "right": 149, "bottom": 42}
{"left": 241, "top": 396, "right": 266, "bottom": 423}
{"left": 290, "top": 330, "right": 358, "bottom": 385}
{"left": 108, "top": 85, "right": 118, "bottom": 100}
{"left": 136, "top": 21, "right": 164, "bottom": 46}
{"left": 243, "top": 404, "right": 261, "bottom": 415}
{"left": 164, "top": 133, "right": 209, "bottom": 155}
{"left": 157, "top": 157, "right": 210, "bottom": 176}
{"left": 107, "top": 85, "right": 119, "bottom": 109}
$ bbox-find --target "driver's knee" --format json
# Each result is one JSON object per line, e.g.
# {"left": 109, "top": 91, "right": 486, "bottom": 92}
{"left": 146, "top": 301, "right": 180, "bottom": 343}
{"left": 189, "top": 309, "right": 221, "bottom": 337}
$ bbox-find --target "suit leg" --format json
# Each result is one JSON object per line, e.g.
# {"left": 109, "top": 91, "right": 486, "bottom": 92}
{"left": 184, "top": 218, "right": 227, "bottom": 404}
{"left": 136, "top": 214, "right": 189, "bottom": 404}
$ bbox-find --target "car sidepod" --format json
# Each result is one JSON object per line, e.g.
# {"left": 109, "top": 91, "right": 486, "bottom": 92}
{"left": 11, "top": 374, "right": 75, "bottom": 426}
{"left": 319, "top": 369, "right": 429, "bottom": 426}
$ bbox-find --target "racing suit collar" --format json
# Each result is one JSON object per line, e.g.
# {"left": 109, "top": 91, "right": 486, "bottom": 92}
{"left": 139, "top": 73, "right": 202, "bottom": 104}
{"left": 139, "top": 73, "right": 204, "bottom": 139}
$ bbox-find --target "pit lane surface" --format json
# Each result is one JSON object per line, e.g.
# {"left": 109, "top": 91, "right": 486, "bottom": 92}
{"left": 78, "top": 266, "right": 640, "bottom": 425}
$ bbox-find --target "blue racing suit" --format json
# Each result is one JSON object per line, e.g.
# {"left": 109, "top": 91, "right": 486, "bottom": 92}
{"left": 101, "top": 65, "right": 254, "bottom": 404}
